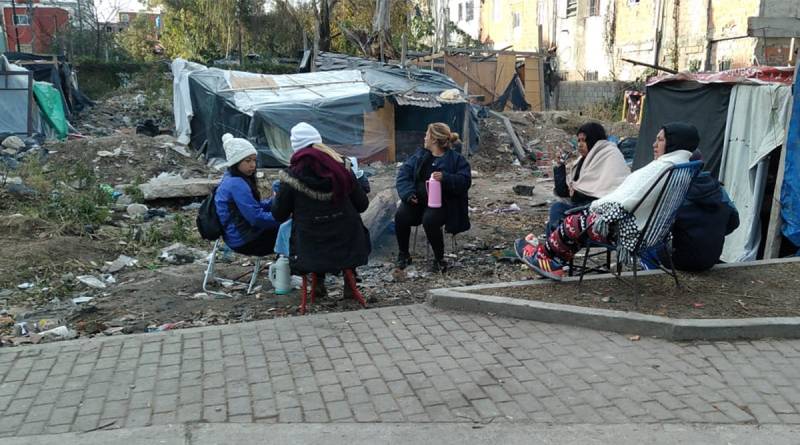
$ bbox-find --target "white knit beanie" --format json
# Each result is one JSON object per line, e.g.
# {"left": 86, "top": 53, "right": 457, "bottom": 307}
{"left": 221, "top": 133, "right": 257, "bottom": 168}
{"left": 290, "top": 122, "right": 322, "bottom": 152}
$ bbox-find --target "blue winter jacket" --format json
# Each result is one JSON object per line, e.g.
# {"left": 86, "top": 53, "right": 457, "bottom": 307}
{"left": 396, "top": 147, "right": 472, "bottom": 234}
{"left": 215, "top": 171, "right": 279, "bottom": 248}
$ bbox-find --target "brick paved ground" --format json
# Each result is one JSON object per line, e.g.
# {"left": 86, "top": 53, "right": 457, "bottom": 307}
{"left": 1, "top": 304, "right": 800, "bottom": 437}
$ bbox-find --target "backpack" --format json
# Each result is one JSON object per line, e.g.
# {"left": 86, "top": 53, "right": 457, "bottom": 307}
{"left": 196, "top": 187, "right": 224, "bottom": 241}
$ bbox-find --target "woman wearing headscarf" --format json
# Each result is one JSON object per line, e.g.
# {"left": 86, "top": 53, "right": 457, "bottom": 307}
{"left": 515, "top": 122, "right": 699, "bottom": 280}
{"left": 271, "top": 122, "right": 370, "bottom": 293}
{"left": 394, "top": 122, "right": 472, "bottom": 273}
{"left": 214, "top": 133, "right": 280, "bottom": 256}
{"left": 548, "top": 122, "right": 630, "bottom": 233}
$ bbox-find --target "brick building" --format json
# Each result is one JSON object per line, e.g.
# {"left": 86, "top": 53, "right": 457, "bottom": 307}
{"left": 1, "top": 1, "right": 70, "bottom": 53}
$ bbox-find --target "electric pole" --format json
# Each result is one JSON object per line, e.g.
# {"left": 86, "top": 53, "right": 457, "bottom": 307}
{"left": 11, "top": 0, "right": 21, "bottom": 52}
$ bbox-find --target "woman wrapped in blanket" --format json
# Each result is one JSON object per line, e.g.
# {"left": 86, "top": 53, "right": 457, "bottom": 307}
{"left": 515, "top": 122, "right": 699, "bottom": 280}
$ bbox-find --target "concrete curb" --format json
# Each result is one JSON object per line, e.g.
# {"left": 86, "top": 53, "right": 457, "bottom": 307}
{"left": 428, "top": 257, "right": 800, "bottom": 341}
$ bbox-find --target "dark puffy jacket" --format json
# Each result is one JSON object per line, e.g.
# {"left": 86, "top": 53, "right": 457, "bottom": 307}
{"left": 272, "top": 168, "right": 370, "bottom": 274}
{"left": 215, "top": 171, "right": 279, "bottom": 249}
{"left": 667, "top": 172, "right": 740, "bottom": 271}
{"left": 396, "top": 148, "right": 472, "bottom": 234}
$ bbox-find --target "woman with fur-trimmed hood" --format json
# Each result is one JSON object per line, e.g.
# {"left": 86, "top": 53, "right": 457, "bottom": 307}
{"left": 271, "top": 123, "right": 370, "bottom": 276}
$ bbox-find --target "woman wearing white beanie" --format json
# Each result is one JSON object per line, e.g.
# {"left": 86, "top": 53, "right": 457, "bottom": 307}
{"left": 214, "top": 133, "right": 280, "bottom": 256}
{"left": 272, "top": 122, "right": 371, "bottom": 303}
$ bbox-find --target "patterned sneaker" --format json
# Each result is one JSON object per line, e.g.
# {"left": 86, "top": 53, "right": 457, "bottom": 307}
{"left": 523, "top": 244, "right": 565, "bottom": 281}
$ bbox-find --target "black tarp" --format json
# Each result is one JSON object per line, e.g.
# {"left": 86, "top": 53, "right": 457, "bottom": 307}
{"left": 3, "top": 52, "right": 93, "bottom": 118}
{"left": 187, "top": 71, "right": 251, "bottom": 161}
{"left": 634, "top": 81, "right": 731, "bottom": 176}
{"left": 394, "top": 101, "right": 475, "bottom": 160}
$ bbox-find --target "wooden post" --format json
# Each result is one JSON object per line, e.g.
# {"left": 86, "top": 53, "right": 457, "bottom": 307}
{"left": 401, "top": 34, "right": 407, "bottom": 66}
{"left": 462, "top": 82, "right": 470, "bottom": 157}
{"left": 488, "top": 110, "right": 526, "bottom": 164}
{"left": 312, "top": 21, "right": 320, "bottom": 73}
{"left": 764, "top": 57, "right": 800, "bottom": 258}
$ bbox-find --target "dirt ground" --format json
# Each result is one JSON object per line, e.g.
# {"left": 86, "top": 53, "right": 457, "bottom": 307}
{"left": 477, "top": 262, "right": 800, "bottom": 319}
{"left": 0, "top": 82, "right": 639, "bottom": 346}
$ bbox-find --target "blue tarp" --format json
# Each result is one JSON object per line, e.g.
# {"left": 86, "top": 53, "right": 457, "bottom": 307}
{"left": 781, "top": 74, "right": 800, "bottom": 246}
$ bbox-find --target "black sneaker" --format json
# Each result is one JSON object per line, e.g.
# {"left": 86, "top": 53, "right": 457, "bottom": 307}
{"left": 430, "top": 259, "right": 448, "bottom": 273}
{"left": 396, "top": 252, "right": 412, "bottom": 270}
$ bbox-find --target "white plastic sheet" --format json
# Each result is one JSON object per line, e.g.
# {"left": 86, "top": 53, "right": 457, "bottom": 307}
{"left": 719, "top": 84, "right": 791, "bottom": 262}
{"left": 171, "top": 59, "right": 208, "bottom": 145}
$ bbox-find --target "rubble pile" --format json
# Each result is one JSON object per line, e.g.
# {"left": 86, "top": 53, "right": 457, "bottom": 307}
{"left": 74, "top": 91, "right": 174, "bottom": 137}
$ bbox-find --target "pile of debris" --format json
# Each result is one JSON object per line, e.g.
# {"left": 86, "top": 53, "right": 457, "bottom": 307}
{"left": 1, "top": 135, "right": 45, "bottom": 171}
{"left": 74, "top": 91, "right": 174, "bottom": 138}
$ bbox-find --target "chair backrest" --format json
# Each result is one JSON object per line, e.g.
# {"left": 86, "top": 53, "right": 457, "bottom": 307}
{"left": 634, "top": 160, "right": 703, "bottom": 252}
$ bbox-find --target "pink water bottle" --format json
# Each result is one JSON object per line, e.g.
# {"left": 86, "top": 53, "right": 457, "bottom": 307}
{"left": 426, "top": 173, "right": 442, "bottom": 208}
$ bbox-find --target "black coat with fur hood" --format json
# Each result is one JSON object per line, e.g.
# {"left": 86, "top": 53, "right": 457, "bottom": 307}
{"left": 272, "top": 168, "right": 370, "bottom": 274}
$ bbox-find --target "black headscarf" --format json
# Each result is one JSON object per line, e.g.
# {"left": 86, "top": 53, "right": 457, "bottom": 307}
{"left": 577, "top": 122, "right": 607, "bottom": 152}
{"left": 662, "top": 122, "right": 700, "bottom": 154}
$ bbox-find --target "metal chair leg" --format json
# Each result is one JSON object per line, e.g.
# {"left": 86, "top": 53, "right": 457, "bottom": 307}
{"left": 246, "top": 257, "right": 262, "bottom": 295}
{"left": 578, "top": 244, "right": 591, "bottom": 285}
{"left": 202, "top": 239, "right": 220, "bottom": 292}
{"left": 311, "top": 273, "right": 318, "bottom": 304}
{"left": 632, "top": 255, "right": 639, "bottom": 309}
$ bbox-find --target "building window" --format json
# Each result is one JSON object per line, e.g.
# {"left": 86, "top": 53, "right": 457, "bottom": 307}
{"left": 589, "top": 0, "right": 601, "bottom": 16}
{"left": 718, "top": 59, "right": 732, "bottom": 71}
{"left": 688, "top": 59, "right": 701, "bottom": 72}
{"left": 120, "top": 13, "right": 130, "bottom": 23}
{"left": 466, "top": 0, "right": 474, "bottom": 21}
{"left": 14, "top": 15, "right": 30, "bottom": 26}
{"left": 585, "top": 71, "right": 599, "bottom": 81}
{"left": 566, "top": 0, "right": 577, "bottom": 17}
{"left": 512, "top": 12, "right": 521, "bottom": 29}
{"left": 628, "top": 0, "right": 640, "bottom": 4}
{"left": 458, "top": 3, "right": 463, "bottom": 21}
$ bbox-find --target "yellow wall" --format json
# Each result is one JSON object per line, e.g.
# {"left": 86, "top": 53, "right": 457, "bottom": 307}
{"left": 480, "top": 0, "right": 541, "bottom": 52}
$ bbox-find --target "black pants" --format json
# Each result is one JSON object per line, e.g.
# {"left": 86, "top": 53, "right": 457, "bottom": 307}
{"left": 231, "top": 228, "right": 279, "bottom": 257}
{"left": 395, "top": 202, "right": 447, "bottom": 260}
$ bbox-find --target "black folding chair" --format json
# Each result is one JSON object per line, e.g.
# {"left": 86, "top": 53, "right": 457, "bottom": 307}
{"left": 576, "top": 161, "right": 703, "bottom": 307}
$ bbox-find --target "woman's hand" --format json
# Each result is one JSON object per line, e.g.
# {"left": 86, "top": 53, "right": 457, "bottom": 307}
{"left": 432, "top": 171, "right": 443, "bottom": 181}
{"left": 409, "top": 194, "right": 419, "bottom": 204}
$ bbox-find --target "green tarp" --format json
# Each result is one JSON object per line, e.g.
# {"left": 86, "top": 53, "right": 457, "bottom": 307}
{"left": 33, "top": 81, "right": 68, "bottom": 140}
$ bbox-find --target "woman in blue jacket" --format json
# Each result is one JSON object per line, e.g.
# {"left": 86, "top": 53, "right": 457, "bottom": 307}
{"left": 395, "top": 123, "right": 472, "bottom": 272}
{"left": 214, "top": 133, "right": 280, "bottom": 256}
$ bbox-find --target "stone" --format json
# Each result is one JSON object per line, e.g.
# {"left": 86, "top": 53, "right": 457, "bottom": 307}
{"left": 1, "top": 135, "right": 24, "bottom": 150}
{"left": 160, "top": 243, "right": 208, "bottom": 265}
{"left": 512, "top": 185, "right": 535, "bottom": 196}
{"left": 361, "top": 189, "right": 398, "bottom": 245}
{"left": 138, "top": 173, "right": 218, "bottom": 200}
{"left": 2, "top": 148, "right": 17, "bottom": 156}
{"left": 127, "top": 204, "right": 149, "bottom": 217}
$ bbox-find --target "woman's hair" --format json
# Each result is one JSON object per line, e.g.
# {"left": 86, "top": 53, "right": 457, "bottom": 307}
{"left": 228, "top": 163, "right": 261, "bottom": 201}
{"left": 577, "top": 122, "right": 607, "bottom": 152}
{"left": 428, "top": 123, "right": 461, "bottom": 149}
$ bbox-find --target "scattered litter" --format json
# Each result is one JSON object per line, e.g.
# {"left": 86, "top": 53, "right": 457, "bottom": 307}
{"left": 40, "top": 326, "right": 77, "bottom": 339}
{"left": 17, "top": 282, "right": 34, "bottom": 290}
{"left": 628, "top": 335, "right": 641, "bottom": 341}
{"left": 692, "top": 302, "right": 705, "bottom": 309}
{"left": 77, "top": 275, "right": 107, "bottom": 289}
{"left": 489, "top": 203, "right": 521, "bottom": 214}
{"left": 600, "top": 296, "right": 612, "bottom": 303}
{"left": 160, "top": 243, "right": 208, "bottom": 265}
{"left": 103, "top": 327, "right": 126, "bottom": 336}
{"left": 103, "top": 255, "right": 138, "bottom": 273}
{"left": 97, "top": 147, "right": 122, "bottom": 157}
{"left": 72, "top": 296, "right": 94, "bottom": 305}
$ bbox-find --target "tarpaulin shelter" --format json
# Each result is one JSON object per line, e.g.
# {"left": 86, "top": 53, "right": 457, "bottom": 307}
{"left": 172, "top": 56, "right": 476, "bottom": 167}
{"left": 0, "top": 53, "right": 91, "bottom": 140}
{"left": 3, "top": 52, "right": 93, "bottom": 119}
{"left": 634, "top": 66, "right": 795, "bottom": 262}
